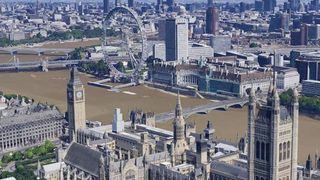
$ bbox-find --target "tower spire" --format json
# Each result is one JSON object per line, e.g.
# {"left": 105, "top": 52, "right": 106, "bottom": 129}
{"left": 267, "top": 78, "right": 273, "bottom": 105}
{"left": 273, "top": 51, "right": 276, "bottom": 88}
{"left": 172, "top": 91, "right": 188, "bottom": 165}
{"left": 175, "top": 91, "right": 182, "bottom": 117}
{"left": 68, "top": 67, "right": 83, "bottom": 88}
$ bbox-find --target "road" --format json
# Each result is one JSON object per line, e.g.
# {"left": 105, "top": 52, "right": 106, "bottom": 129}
{"left": 2, "top": 161, "right": 16, "bottom": 173}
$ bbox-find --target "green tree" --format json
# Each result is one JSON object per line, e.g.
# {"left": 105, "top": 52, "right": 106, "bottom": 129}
{"left": 0, "top": 171, "right": 14, "bottom": 179}
{"left": 33, "top": 145, "right": 46, "bottom": 156}
{"left": 71, "top": 29, "right": 84, "bottom": 39}
{"left": 249, "top": 42, "right": 261, "bottom": 48}
{"left": 69, "top": 47, "right": 85, "bottom": 59}
{"left": 1, "top": 154, "right": 12, "bottom": 163}
{"left": 127, "top": 61, "right": 134, "bottom": 70}
{"left": 25, "top": 149, "right": 34, "bottom": 159}
{"left": 0, "top": 38, "right": 12, "bottom": 47}
{"left": 115, "top": 62, "right": 126, "bottom": 73}
{"left": 280, "top": 89, "right": 320, "bottom": 114}
{"left": 12, "top": 151, "right": 23, "bottom": 161}
{"left": 44, "top": 140, "right": 55, "bottom": 153}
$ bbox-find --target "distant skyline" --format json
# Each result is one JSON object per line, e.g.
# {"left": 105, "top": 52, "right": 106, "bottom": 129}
{"left": 1, "top": 0, "right": 251, "bottom": 3}
{"left": 0, "top": 0, "right": 312, "bottom": 4}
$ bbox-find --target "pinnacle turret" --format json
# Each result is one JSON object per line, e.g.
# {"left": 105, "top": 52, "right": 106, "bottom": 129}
{"left": 267, "top": 80, "right": 273, "bottom": 105}
{"left": 249, "top": 87, "right": 255, "bottom": 104}
{"left": 293, "top": 88, "right": 299, "bottom": 103}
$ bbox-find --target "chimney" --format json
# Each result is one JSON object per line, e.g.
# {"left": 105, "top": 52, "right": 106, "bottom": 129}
{"left": 140, "top": 132, "right": 148, "bottom": 143}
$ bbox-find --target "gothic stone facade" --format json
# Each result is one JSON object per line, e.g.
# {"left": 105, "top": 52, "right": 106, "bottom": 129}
{"left": 247, "top": 84, "right": 299, "bottom": 180}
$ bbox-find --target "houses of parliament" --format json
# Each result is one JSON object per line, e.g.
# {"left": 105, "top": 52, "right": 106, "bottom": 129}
{"left": 36, "top": 67, "right": 320, "bottom": 180}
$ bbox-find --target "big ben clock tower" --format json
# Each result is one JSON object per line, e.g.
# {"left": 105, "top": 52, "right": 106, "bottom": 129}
{"left": 67, "top": 67, "right": 86, "bottom": 142}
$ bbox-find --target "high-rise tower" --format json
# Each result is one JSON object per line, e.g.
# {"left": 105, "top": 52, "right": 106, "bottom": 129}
{"left": 128, "top": 0, "right": 134, "bottom": 8}
{"left": 103, "top": 0, "right": 110, "bottom": 14}
{"left": 67, "top": 67, "right": 86, "bottom": 142}
{"left": 115, "top": 0, "right": 122, "bottom": 7}
{"left": 247, "top": 78, "right": 299, "bottom": 180}
{"left": 167, "top": 0, "right": 175, "bottom": 7}
{"left": 207, "top": 0, "right": 214, "bottom": 7}
{"left": 263, "top": 0, "right": 276, "bottom": 12}
{"left": 165, "top": 17, "right": 189, "bottom": 62}
{"left": 206, "top": 6, "right": 219, "bottom": 35}
{"left": 36, "top": 0, "right": 40, "bottom": 15}
{"left": 172, "top": 92, "right": 188, "bottom": 165}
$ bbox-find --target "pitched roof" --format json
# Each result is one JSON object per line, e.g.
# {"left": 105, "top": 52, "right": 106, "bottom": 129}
{"left": 64, "top": 142, "right": 102, "bottom": 177}
{"left": 211, "top": 161, "right": 247, "bottom": 179}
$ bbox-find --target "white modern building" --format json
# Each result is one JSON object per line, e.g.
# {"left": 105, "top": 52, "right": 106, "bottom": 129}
{"left": 153, "top": 43, "right": 213, "bottom": 61}
{"left": 188, "top": 43, "right": 214, "bottom": 60}
{"left": 276, "top": 66, "right": 300, "bottom": 90}
{"left": 165, "top": 17, "right": 189, "bottom": 62}
{"left": 112, "top": 108, "right": 124, "bottom": 133}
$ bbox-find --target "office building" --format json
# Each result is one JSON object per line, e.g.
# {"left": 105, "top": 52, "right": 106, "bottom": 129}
{"left": 275, "top": 66, "right": 300, "bottom": 90}
{"left": 103, "top": 0, "right": 109, "bottom": 14}
{"left": 307, "top": 24, "right": 320, "bottom": 41}
{"left": 115, "top": 0, "right": 121, "bottom": 7}
{"left": 158, "top": 18, "right": 166, "bottom": 40}
{"left": 128, "top": 0, "right": 134, "bottom": 8}
{"left": 153, "top": 42, "right": 213, "bottom": 61}
{"left": 165, "top": 17, "right": 189, "bottom": 62}
{"left": 78, "top": 1, "right": 84, "bottom": 15}
{"left": 157, "top": 0, "right": 163, "bottom": 11}
{"left": 292, "top": 50, "right": 320, "bottom": 81}
{"left": 302, "top": 80, "right": 320, "bottom": 96}
{"left": 210, "top": 35, "right": 232, "bottom": 53}
{"left": 255, "top": 0, "right": 264, "bottom": 12}
{"left": 269, "top": 13, "right": 290, "bottom": 32}
{"left": 207, "top": 0, "right": 214, "bottom": 7}
{"left": 263, "top": 0, "right": 276, "bottom": 11}
{"left": 289, "top": 0, "right": 300, "bottom": 12}
{"left": 167, "top": 0, "right": 175, "bottom": 7}
{"left": 206, "top": 7, "right": 219, "bottom": 35}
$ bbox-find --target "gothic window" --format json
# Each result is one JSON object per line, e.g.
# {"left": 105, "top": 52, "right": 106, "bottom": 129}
{"left": 287, "top": 141, "right": 290, "bottom": 159}
{"left": 266, "top": 143, "right": 270, "bottom": 162}
{"left": 256, "top": 141, "right": 260, "bottom": 159}
{"left": 279, "top": 143, "right": 282, "bottom": 161}
{"left": 256, "top": 176, "right": 259, "bottom": 180}
{"left": 283, "top": 142, "right": 287, "bottom": 160}
{"left": 261, "top": 142, "right": 265, "bottom": 160}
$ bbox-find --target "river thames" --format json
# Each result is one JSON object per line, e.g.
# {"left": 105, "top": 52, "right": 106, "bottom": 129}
{"left": 0, "top": 69, "right": 319, "bottom": 163}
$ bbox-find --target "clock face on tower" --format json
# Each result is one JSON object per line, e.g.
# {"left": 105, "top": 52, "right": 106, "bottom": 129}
{"left": 76, "top": 91, "right": 83, "bottom": 100}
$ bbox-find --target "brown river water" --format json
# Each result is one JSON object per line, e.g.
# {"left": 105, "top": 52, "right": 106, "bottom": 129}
{"left": 0, "top": 70, "right": 319, "bottom": 164}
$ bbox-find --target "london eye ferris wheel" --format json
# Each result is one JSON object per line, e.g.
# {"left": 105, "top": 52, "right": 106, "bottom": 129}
{"left": 102, "top": 6, "right": 147, "bottom": 80}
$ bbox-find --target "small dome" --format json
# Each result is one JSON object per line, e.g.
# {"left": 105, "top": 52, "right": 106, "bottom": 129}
{"left": 177, "top": 6, "right": 186, "bottom": 15}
